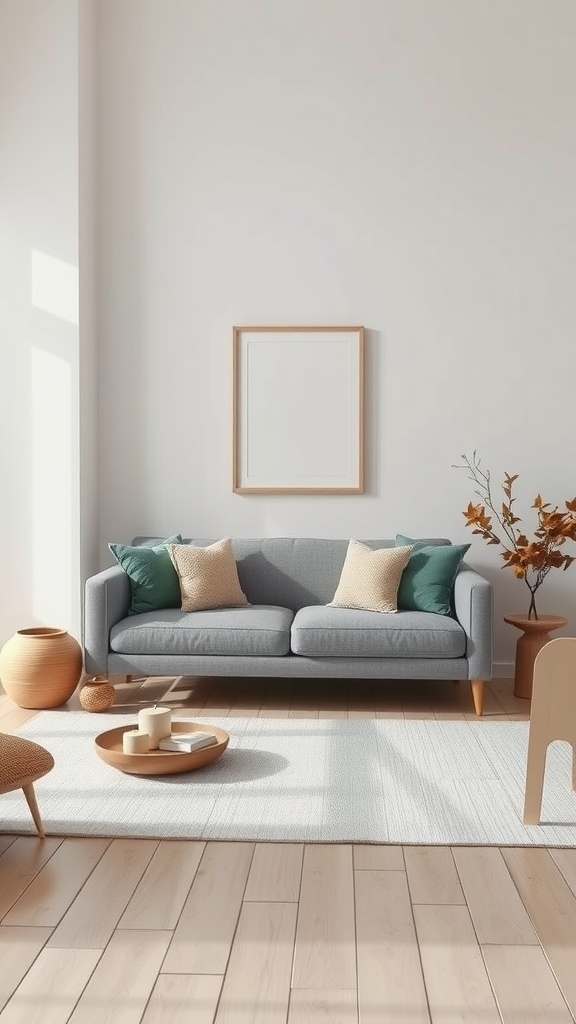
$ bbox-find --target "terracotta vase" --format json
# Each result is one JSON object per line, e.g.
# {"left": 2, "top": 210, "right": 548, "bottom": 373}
{"left": 79, "top": 675, "right": 115, "bottom": 712}
{"left": 0, "top": 627, "right": 82, "bottom": 709}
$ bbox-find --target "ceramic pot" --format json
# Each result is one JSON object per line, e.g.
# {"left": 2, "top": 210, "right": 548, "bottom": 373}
{"left": 0, "top": 627, "right": 82, "bottom": 709}
{"left": 79, "top": 675, "right": 115, "bottom": 712}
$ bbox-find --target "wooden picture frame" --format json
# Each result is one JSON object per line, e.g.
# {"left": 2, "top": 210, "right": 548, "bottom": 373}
{"left": 233, "top": 325, "right": 364, "bottom": 494}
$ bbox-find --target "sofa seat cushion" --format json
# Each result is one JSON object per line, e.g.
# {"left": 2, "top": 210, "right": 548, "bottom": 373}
{"left": 110, "top": 605, "right": 293, "bottom": 658}
{"left": 290, "top": 606, "right": 466, "bottom": 658}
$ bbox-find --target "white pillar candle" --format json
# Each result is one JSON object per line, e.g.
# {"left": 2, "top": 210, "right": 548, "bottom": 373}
{"left": 123, "top": 729, "right": 151, "bottom": 754}
{"left": 137, "top": 706, "right": 172, "bottom": 749}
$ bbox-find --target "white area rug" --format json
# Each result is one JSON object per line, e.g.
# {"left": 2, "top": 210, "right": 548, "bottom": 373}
{"left": 5, "top": 712, "right": 576, "bottom": 845}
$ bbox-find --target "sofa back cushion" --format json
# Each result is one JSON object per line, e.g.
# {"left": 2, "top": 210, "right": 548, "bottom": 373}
{"left": 132, "top": 537, "right": 452, "bottom": 612}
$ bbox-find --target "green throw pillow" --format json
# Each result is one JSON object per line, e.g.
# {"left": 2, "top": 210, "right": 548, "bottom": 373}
{"left": 395, "top": 535, "right": 470, "bottom": 616}
{"left": 109, "top": 535, "right": 183, "bottom": 614}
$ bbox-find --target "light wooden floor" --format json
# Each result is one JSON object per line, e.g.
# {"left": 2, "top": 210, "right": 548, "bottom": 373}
{"left": 2, "top": 676, "right": 576, "bottom": 1024}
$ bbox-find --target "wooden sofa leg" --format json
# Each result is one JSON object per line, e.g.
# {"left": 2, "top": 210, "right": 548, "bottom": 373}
{"left": 470, "top": 680, "right": 484, "bottom": 717}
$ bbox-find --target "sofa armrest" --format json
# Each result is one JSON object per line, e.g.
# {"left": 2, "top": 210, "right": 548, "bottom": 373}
{"left": 453, "top": 564, "right": 493, "bottom": 680}
{"left": 84, "top": 566, "right": 130, "bottom": 675}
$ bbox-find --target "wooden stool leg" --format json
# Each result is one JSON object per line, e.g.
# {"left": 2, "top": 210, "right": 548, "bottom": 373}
{"left": 523, "top": 736, "right": 549, "bottom": 825}
{"left": 22, "top": 783, "right": 45, "bottom": 838}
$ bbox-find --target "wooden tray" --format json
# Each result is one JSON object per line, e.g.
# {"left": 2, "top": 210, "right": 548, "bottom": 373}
{"left": 94, "top": 720, "right": 229, "bottom": 775}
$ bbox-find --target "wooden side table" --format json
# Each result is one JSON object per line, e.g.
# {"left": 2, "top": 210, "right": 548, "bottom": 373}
{"left": 504, "top": 614, "right": 567, "bottom": 700}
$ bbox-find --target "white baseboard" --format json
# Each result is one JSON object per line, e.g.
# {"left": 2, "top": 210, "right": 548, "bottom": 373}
{"left": 493, "top": 662, "right": 514, "bottom": 679}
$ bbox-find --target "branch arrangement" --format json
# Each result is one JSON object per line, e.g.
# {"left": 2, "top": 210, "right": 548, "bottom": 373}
{"left": 454, "top": 452, "right": 576, "bottom": 619}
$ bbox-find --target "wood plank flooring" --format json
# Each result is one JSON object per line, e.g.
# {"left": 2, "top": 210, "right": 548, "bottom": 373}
{"left": 1, "top": 675, "right": 575, "bottom": 1024}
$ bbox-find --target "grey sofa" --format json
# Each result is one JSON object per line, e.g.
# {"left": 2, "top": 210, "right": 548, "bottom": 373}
{"left": 84, "top": 536, "right": 493, "bottom": 715}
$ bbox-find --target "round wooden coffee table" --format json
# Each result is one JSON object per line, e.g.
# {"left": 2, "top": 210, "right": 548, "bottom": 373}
{"left": 94, "top": 720, "right": 229, "bottom": 775}
{"left": 504, "top": 614, "right": 567, "bottom": 700}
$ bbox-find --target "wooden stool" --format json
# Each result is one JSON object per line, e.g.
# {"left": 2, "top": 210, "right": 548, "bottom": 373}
{"left": 0, "top": 734, "right": 55, "bottom": 837}
{"left": 523, "top": 637, "right": 576, "bottom": 825}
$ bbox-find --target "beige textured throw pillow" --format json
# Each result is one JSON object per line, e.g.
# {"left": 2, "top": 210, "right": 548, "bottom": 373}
{"left": 168, "top": 539, "right": 248, "bottom": 612}
{"left": 329, "top": 540, "right": 413, "bottom": 613}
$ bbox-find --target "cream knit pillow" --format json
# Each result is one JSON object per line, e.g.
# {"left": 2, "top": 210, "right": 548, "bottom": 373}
{"left": 329, "top": 540, "right": 413, "bottom": 613}
{"left": 168, "top": 539, "right": 248, "bottom": 612}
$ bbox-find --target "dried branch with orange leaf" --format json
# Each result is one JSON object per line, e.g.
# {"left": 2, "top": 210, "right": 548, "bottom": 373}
{"left": 454, "top": 451, "right": 576, "bottom": 619}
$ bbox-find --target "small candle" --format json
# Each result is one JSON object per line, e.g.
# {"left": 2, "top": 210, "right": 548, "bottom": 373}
{"left": 137, "top": 706, "right": 172, "bottom": 749}
{"left": 123, "top": 729, "right": 150, "bottom": 754}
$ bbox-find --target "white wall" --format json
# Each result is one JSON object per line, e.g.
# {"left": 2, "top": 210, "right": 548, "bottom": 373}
{"left": 0, "top": 0, "right": 87, "bottom": 644}
{"left": 4, "top": 2, "right": 568, "bottom": 668}
{"left": 95, "top": 0, "right": 576, "bottom": 670}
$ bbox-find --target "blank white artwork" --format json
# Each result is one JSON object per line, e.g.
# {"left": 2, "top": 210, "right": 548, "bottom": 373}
{"left": 233, "top": 327, "right": 364, "bottom": 493}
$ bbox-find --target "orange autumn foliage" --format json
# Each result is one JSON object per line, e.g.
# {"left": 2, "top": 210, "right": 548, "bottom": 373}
{"left": 456, "top": 455, "right": 576, "bottom": 619}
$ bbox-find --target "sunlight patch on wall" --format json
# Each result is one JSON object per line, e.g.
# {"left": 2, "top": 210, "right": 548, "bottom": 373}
{"left": 32, "top": 346, "right": 73, "bottom": 628}
{"left": 31, "top": 249, "right": 79, "bottom": 325}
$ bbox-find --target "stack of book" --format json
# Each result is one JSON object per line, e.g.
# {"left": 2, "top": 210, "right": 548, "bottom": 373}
{"left": 158, "top": 731, "right": 218, "bottom": 753}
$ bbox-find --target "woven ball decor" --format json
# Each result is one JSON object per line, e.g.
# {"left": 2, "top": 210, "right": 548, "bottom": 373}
{"left": 79, "top": 676, "right": 116, "bottom": 712}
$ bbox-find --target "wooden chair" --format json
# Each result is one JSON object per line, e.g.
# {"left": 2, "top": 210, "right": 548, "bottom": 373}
{"left": 0, "top": 733, "right": 54, "bottom": 837}
{"left": 524, "top": 637, "right": 576, "bottom": 825}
